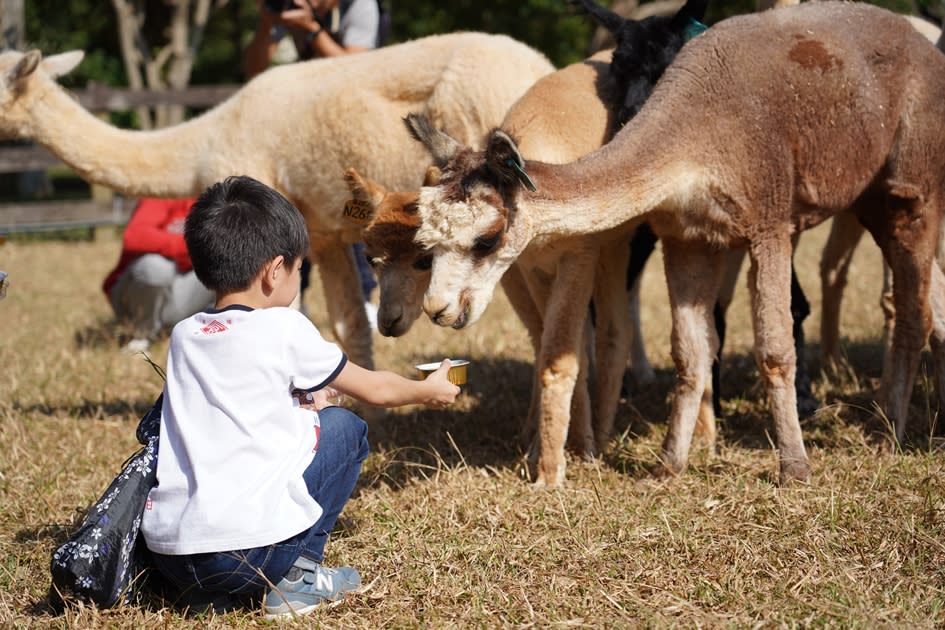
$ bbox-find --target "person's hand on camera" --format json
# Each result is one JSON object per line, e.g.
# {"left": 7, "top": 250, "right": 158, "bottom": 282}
{"left": 272, "top": 0, "right": 321, "bottom": 33}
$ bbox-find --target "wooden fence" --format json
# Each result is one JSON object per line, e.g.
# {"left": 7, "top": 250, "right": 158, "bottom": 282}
{"left": 0, "top": 83, "right": 239, "bottom": 235}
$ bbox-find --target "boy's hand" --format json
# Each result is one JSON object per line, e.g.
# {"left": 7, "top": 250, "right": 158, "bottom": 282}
{"left": 425, "top": 359, "right": 461, "bottom": 408}
{"left": 294, "top": 387, "right": 344, "bottom": 411}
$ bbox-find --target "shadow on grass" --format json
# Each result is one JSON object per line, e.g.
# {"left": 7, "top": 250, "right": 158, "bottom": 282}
{"left": 359, "top": 357, "right": 535, "bottom": 490}
{"left": 602, "top": 337, "right": 943, "bottom": 480}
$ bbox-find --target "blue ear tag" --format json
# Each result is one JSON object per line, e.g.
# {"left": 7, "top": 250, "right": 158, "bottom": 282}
{"left": 683, "top": 18, "right": 708, "bottom": 42}
{"left": 506, "top": 158, "right": 537, "bottom": 192}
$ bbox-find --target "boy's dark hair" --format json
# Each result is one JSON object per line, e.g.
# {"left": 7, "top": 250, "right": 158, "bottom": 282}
{"left": 185, "top": 176, "right": 310, "bottom": 294}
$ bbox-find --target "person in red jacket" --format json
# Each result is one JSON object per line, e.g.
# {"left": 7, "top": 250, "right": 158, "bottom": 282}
{"left": 103, "top": 197, "right": 214, "bottom": 351}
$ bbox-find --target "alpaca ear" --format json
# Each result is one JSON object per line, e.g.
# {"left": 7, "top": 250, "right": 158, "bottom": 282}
{"left": 486, "top": 129, "right": 537, "bottom": 192}
{"left": 9, "top": 50, "right": 41, "bottom": 87}
{"left": 403, "top": 113, "right": 460, "bottom": 167}
{"left": 423, "top": 165, "right": 442, "bottom": 187}
{"left": 571, "top": 0, "right": 626, "bottom": 36}
{"left": 342, "top": 168, "right": 382, "bottom": 226}
{"left": 40, "top": 51, "right": 84, "bottom": 79}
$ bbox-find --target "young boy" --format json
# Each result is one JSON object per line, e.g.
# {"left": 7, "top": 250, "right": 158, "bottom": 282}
{"left": 140, "top": 175, "right": 459, "bottom": 618}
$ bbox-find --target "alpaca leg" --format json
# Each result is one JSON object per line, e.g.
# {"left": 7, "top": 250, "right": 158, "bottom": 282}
{"left": 877, "top": 262, "right": 896, "bottom": 406}
{"left": 500, "top": 264, "right": 544, "bottom": 444}
{"left": 627, "top": 272, "right": 655, "bottom": 384}
{"left": 711, "top": 248, "right": 747, "bottom": 418}
{"left": 657, "top": 238, "right": 723, "bottom": 476}
{"left": 531, "top": 249, "right": 597, "bottom": 486}
{"left": 874, "top": 220, "right": 936, "bottom": 446}
{"left": 747, "top": 236, "right": 810, "bottom": 484}
{"left": 592, "top": 237, "right": 634, "bottom": 449}
{"left": 819, "top": 212, "right": 865, "bottom": 371}
{"left": 566, "top": 318, "right": 595, "bottom": 457}
{"left": 625, "top": 224, "right": 657, "bottom": 385}
{"left": 310, "top": 238, "right": 373, "bottom": 370}
{"left": 790, "top": 264, "right": 819, "bottom": 417}
{"left": 519, "top": 266, "right": 553, "bottom": 458}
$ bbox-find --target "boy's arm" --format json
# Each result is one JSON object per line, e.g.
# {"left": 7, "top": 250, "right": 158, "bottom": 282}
{"left": 330, "top": 359, "right": 459, "bottom": 408}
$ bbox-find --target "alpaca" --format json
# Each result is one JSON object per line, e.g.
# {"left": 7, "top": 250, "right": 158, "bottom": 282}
{"left": 345, "top": 49, "right": 633, "bottom": 465}
{"left": 406, "top": 2, "right": 945, "bottom": 484}
{"left": 817, "top": 15, "right": 942, "bottom": 374}
{"left": 0, "top": 33, "right": 553, "bottom": 374}
{"left": 577, "top": 0, "right": 811, "bottom": 425}
{"left": 621, "top": 10, "right": 945, "bottom": 420}
{"left": 347, "top": 0, "right": 711, "bottom": 484}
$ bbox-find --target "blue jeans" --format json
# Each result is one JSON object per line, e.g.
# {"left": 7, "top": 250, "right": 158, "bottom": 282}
{"left": 151, "top": 407, "right": 369, "bottom": 599}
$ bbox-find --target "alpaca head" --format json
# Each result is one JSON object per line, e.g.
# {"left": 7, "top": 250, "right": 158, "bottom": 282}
{"left": 575, "top": 0, "right": 708, "bottom": 124}
{"left": 405, "top": 113, "right": 532, "bottom": 329}
{"left": 0, "top": 49, "right": 84, "bottom": 138}
{"left": 343, "top": 167, "right": 434, "bottom": 337}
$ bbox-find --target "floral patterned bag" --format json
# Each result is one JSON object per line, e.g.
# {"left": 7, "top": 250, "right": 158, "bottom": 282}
{"left": 49, "top": 394, "right": 162, "bottom": 610}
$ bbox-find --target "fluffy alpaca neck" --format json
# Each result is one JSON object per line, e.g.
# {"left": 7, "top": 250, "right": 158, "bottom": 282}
{"left": 517, "top": 137, "right": 687, "bottom": 238}
{"left": 27, "top": 80, "right": 222, "bottom": 197}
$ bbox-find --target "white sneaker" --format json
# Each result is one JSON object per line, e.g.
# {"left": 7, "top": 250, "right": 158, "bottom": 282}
{"left": 364, "top": 302, "right": 378, "bottom": 331}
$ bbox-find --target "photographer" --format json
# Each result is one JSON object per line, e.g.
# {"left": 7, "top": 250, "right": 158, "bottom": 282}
{"left": 243, "top": 0, "right": 381, "bottom": 77}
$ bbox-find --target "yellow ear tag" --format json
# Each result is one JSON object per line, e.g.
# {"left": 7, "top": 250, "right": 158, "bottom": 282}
{"left": 343, "top": 198, "right": 373, "bottom": 225}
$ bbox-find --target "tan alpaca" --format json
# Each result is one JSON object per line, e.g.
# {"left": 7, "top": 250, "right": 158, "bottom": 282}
{"left": 407, "top": 2, "right": 945, "bottom": 484}
{"left": 0, "top": 33, "right": 553, "bottom": 373}
{"left": 344, "top": 51, "right": 643, "bottom": 474}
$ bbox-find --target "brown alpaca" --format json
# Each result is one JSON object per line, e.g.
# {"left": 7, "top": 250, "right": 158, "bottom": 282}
{"left": 771, "top": 0, "right": 944, "bottom": 375}
{"left": 407, "top": 2, "right": 945, "bottom": 484}
{"left": 344, "top": 50, "right": 644, "bottom": 478}
{"left": 0, "top": 34, "right": 553, "bottom": 373}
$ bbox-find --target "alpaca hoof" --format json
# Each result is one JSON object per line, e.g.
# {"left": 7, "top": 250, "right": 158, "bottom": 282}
{"left": 534, "top": 462, "right": 567, "bottom": 487}
{"left": 779, "top": 458, "right": 811, "bottom": 485}
{"left": 650, "top": 457, "right": 683, "bottom": 480}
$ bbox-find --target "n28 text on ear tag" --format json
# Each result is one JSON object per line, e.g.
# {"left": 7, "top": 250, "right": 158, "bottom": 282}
{"left": 343, "top": 198, "right": 373, "bottom": 225}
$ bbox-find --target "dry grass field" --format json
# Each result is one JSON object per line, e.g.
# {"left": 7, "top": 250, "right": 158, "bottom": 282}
{"left": 1, "top": 223, "right": 943, "bottom": 628}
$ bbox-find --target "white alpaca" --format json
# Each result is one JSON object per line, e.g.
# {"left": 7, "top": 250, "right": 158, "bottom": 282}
{"left": 0, "top": 33, "right": 553, "bottom": 373}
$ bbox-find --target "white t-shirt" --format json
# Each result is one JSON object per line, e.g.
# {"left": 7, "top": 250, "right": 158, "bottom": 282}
{"left": 142, "top": 305, "right": 346, "bottom": 555}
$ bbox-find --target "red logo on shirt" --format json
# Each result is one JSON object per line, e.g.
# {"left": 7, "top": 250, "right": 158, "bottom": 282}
{"left": 200, "top": 320, "right": 228, "bottom": 335}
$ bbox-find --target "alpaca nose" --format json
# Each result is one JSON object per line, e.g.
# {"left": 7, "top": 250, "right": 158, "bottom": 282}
{"left": 378, "top": 306, "right": 402, "bottom": 335}
{"left": 380, "top": 313, "right": 401, "bottom": 329}
{"left": 425, "top": 297, "right": 451, "bottom": 326}
{"left": 431, "top": 306, "right": 448, "bottom": 326}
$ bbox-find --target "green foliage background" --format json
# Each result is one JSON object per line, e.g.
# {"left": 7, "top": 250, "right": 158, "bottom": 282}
{"left": 23, "top": 0, "right": 938, "bottom": 91}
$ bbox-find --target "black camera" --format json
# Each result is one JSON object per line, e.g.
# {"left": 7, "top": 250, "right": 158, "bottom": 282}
{"left": 264, "top": 0, "right": 301, "bottom": 13}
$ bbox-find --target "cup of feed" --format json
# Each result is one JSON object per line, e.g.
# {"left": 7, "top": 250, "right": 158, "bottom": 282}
{"left": 415, "top": 359, "right": 469, "bottom": 385}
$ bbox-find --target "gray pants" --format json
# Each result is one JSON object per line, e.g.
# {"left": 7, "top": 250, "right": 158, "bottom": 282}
{"left": 109, "top": 254, "right": 214, "bottom": 339}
